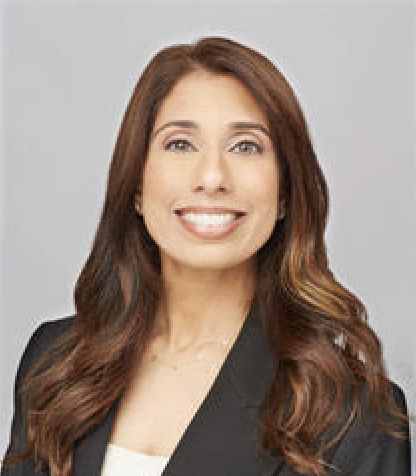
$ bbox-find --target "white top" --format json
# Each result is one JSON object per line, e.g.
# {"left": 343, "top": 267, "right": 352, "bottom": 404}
{"left": 101, "top": 443, "right": 170, "bottom": 476}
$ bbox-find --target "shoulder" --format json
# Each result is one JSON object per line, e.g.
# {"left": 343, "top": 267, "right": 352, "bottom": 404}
{"left": 15, "top": 315, "right": 75, "bottom": 385}
{"left": 389, "top": 381, "right": 408, "bottom": 413}
{"left": 328, "top": 380, "right": 411, "bottom": 475}
{"left": 2, "top": 316, "right": 76, "bottom": 469}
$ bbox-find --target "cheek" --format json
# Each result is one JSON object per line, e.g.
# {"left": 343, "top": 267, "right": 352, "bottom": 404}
{"left": 246, "top": 167, "right": 279, "bottom": 217}
{"left": 143, "top": 159, "right": 164, "bottom": 194}
{"left": 142, "top": 159, "right": 182, "bottom": 213}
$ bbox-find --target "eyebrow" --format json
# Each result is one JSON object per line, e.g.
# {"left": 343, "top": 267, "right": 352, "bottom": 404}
{"left": 151, "top": 120, "right": 271, "bottom": 141}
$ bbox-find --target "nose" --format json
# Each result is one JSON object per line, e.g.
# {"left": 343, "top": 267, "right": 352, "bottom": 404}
{"left": 193, "top": 147, "right": 229, "bottom": 194}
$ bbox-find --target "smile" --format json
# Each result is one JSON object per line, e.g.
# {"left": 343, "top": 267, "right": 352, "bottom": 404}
{"left": 180, "top": 212, "right": 238, "bottom": 224}
{"left": 175, "top": 211, "right": 247, "bottom": 239}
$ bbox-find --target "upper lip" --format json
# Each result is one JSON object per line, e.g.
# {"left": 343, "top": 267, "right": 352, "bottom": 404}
{"left": 175, "top": 206, "right": 246, "bottom": 215}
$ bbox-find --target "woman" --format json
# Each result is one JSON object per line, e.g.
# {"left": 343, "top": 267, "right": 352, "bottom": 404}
{"left": 1, "top": 36, "right": 411, "bottom": 476}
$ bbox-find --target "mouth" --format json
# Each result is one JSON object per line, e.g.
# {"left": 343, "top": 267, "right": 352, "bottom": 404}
{"left": 174, "top": 207, "right": 246, "bottom": 218}
{"left": 175, "top": 210, "right": 245, "bottom": 218}
{"left": 174, "top": 208, "right": 247, "bottom": 239}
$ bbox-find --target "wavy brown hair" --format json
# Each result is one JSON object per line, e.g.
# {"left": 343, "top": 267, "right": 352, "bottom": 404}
{"left": 4, "top": 36, "right": 409, "bottom": 476}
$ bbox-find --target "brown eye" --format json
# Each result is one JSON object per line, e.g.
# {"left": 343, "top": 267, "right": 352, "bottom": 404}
{"left": 165, "top": 139, "right": 195, "bottom": 152}
{"left": 232, "top": 140, "right": 263, "bottom": 154}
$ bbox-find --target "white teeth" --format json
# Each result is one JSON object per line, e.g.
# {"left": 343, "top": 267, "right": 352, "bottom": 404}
{"left": 180, "top": 212, "right": 238, "bottom": 226}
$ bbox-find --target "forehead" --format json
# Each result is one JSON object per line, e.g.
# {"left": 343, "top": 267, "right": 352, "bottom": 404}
{"left": 152, "top": 71, "right": 268, "bottom": 129}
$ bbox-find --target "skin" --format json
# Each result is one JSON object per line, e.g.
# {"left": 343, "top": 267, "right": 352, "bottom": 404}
{"left": 108, "top": 70, "right": 285, "bottom": 455}
{"left": 136, "top": 69, "right": 284, "bottom": 355}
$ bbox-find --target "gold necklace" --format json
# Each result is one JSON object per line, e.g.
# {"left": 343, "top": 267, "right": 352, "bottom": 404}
{"left": 148, "top": 326, "right": 240, "bottom": 373}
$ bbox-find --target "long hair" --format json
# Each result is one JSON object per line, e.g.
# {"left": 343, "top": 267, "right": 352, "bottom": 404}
{"left": 4, "top": 36, "right": 408, "bottom": 476}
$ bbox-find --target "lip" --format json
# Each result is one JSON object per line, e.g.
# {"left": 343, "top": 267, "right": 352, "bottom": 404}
{"left": 175, "top": 206, "right": 246, "bottom": 216}
{"left": 175, "top": 209, "right": 247, "bottom": 239}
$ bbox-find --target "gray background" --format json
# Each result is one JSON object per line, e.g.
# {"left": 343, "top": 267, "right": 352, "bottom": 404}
{"left": 1, "top": 1, "right": 415, "bottom": 471}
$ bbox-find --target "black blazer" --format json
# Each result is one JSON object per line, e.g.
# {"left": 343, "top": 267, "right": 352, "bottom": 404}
{"left": 1, "top": 305, "right": 412, "bottom": 475}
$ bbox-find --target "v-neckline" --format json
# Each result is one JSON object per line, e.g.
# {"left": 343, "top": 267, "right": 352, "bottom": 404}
{"left": 159, "top": 304, "right": 256, "bottom": 473}
{"left": 72, "top": 303, "right": 283, "bottom": 476}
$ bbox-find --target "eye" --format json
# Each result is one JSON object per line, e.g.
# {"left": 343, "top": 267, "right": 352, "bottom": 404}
{"left": 164, "top": 138, "right": 263, "bottom": 154}
{"left": 231, "top": 140, "right": 263, "bottom": 155}
{"left": 165, "top": 139, "right": 195, "bottom": 152}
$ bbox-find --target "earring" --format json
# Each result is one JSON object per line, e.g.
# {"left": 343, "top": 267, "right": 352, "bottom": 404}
{"left": 279, "top": 210, "right": 285, "bottom": 220}
{"left": 134, "top": 200, "right": 141, "bottom": 215}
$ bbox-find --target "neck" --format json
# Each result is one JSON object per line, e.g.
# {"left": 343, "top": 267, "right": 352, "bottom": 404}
{"left": 153, "top": 256, "right": 256, "bottom": 353}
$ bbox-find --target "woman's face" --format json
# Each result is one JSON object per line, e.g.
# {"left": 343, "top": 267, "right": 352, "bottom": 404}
{"left": 139, "top": 70, "right": 283, "bottom": 272}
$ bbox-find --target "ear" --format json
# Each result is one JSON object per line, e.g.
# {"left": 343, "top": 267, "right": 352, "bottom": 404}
{"left": 277, "top": 194, "right": 286, "bottom": 220}
{"left": 134, "top": 190, "right": 142, "bottom": 215}
{"left": 279, "top": 195, "right": 285, "bottom": 213}
{"left": 134, "top": 186, "right": 142, "bottom": 203}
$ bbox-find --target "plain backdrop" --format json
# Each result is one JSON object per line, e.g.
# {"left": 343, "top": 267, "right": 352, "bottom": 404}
{"left": 1, "top": 1, "right": 415, "bottom": 471}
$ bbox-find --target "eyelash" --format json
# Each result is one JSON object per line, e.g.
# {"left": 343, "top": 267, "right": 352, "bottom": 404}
{"left": 164, "top": 139, "right": 264, "bottom": 155}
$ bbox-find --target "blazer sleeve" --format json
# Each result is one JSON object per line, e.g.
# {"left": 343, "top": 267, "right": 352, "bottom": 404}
{"left": 1, "top": 317, "right": 74, "bottom": 476}
{"left": 329, "top": 382, "right": 412, "bottom": 476}
{"left": 1, "top": 322, "right": 48, "bottom": 475}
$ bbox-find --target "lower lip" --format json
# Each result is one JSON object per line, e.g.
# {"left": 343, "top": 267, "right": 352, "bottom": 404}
{"left": 175, "top": 212, "right": 247, "bottom": 239}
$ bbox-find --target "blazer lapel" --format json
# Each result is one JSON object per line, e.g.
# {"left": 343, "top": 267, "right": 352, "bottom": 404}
{"left": 161, "top": 302, "right": 284, "bottom": 476}
{"left": 72, "top": 396, "right": 120, "bottom": 475}
{"left": 73, "top": 302, "right": 286, "bottom": 476}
